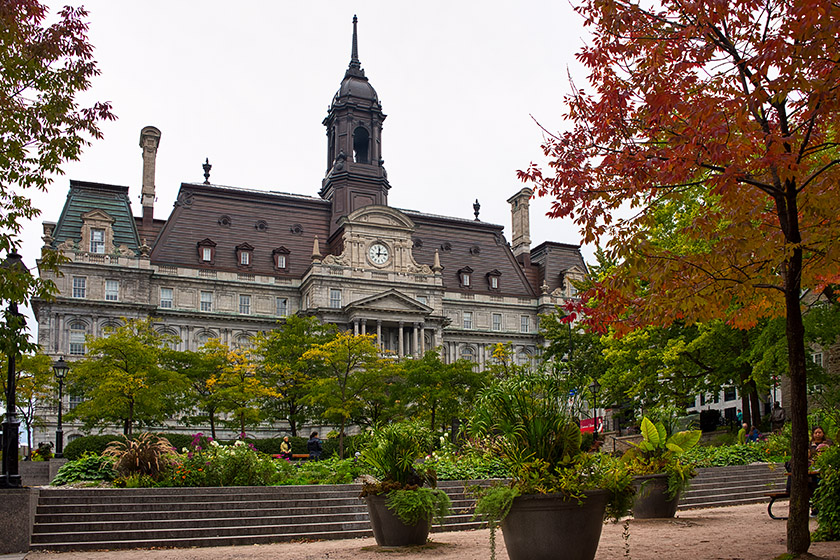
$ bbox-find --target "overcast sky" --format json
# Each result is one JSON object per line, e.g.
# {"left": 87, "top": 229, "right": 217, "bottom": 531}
{"left": 20, "top": 1, "right": 594, "bottom": 325}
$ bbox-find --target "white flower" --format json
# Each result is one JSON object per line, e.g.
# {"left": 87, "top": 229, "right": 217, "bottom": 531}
{"left": 181, "top": 447, "right": 188, "bottom": 453}
{"left": 210, "top": 440, "right": 220, "bottom": 447}
{"left": 234, "top": 440, "right": 245, "bottom": 447}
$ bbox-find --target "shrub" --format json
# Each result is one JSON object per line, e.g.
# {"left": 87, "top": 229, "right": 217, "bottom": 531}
{"left": 52, "top": 453, "right": 115, "bottom": 485}
{"left": 275, "top": 457, "right": 364, "bottom": 485}
{"left": 170, "top": 440, "right": 278, "bottom": 487}
{"left": 812, "top": 444, "right": 840, "bottom": 541}
{"left": 64, "top": 435, "right": 119, "bottom": 460}
{"left": 103, "top": 433, "right": 178, "bottom": 481}
{"left": 683, "top": 443, "right": 769, "bottom": 467}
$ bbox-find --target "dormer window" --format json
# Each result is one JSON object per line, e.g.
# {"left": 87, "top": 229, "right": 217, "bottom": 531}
{"left": 90, "top": 229, "right": 105, "bottom": 254}
{"left": 273, "top": 246, "right": 290, "bottom": 271}
{"left": 236, "top": 243, "right": 254, "bottom": 268}
{"left": 458, "top": 266, "right": 473, "bottom": 289}
{"left": 197, "top": 238, "right": 216, "bottom": 264}
{"left": 487, "top": 269, "right": 502, "bottom": 290}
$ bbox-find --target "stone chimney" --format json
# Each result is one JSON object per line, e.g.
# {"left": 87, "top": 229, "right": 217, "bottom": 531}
{"left": 139, "top": 126, "right": 162, "bottom": 228}
{"left": 507, "top": 187, "right": 533, "bottom": 264}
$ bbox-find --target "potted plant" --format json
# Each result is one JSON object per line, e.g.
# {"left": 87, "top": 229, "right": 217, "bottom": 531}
{"left": 359, "top": 422, "right": 451, "bottom": 546}
{"left": 622, "top": 416, "right": 701, "bottom": 518}
{"left": 470, "top": 372, "right": 634, "bottom": 560}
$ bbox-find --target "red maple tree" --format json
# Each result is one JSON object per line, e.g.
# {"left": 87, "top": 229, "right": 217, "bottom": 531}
{"left": 519, "top": 1, "right": 840, "bottom": 553}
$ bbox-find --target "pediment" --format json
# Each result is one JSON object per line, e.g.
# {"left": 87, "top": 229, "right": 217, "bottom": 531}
{"left": 346, "top": 289, "right": 432, "bottom": 314}
{"left": 563, "top": 265, "right": 586, "bottom": 277}
{"left": 345, "top": 205, "right": 415, "bottom": 230}
{"left": 80, "top": 209, "right": 115, "bottom": 224}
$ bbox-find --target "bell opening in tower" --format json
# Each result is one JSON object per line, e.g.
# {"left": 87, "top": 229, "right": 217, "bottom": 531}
{"left": 353, "top": 126, "right": 370, "bottom": 164}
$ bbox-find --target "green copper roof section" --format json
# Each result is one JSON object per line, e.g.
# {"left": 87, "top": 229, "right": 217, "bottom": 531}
{"left": 52, "top": 180, "right": 141, "bottom": 252}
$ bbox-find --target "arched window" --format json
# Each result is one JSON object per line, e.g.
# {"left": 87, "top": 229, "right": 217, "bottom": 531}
{"left": 69, "top": 322, "right": 87, "bottom": 355}
{"left": 460, "top": 346, "right": 476, "bottom": 362}
{"left": 353, "top": 126, "right": 370, "bottom": 164}
{"left": 195, "top": 331, "right": 217, "bottom": 349}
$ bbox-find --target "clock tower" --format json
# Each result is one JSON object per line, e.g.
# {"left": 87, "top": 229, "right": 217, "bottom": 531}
{"left": 320, "top": 16, "right": 391, "bottom": 238}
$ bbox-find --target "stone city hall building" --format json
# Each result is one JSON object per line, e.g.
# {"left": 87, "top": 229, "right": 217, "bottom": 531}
{"left": 32, "top": 18, "right": 585, "bottom": 440}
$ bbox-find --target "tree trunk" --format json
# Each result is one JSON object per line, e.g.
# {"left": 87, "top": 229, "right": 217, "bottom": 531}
{"left": 339, "top": 418, "right": 346, "bottom": 459}
{"left": 748, "top": 381, "right": 762, "bottom": 431}
{"left": 740, "top": 371, "right": 752, "bottom": 428}
{"left": 209, "top": 412, "right": 217, "bottom": 440}
{"left": 784, "top": 247, "right": 810, "bottom": 554}
{"left": 126, "top": 401, "right": 134, "bottom": 438}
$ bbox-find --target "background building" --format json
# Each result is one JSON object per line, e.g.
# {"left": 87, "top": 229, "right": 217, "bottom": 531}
{"left": 31, "top": 20, "right": 585, "bottom": 443}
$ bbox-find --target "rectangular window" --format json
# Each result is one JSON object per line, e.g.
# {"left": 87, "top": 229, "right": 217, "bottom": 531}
{"left": 520, "top": 315, "right": 530, "bottom": 333}
{"left": 68, "top": 394, "right": 84, "bottom": 410}
{"left": 72, "top": 277, "right": 86, "bottom": 298}
{"left": 276, "top": 254, "right": 286, "bottom": 269}
{"left": 160, "top": 287, "right": 173, "bottom": 309}
{"left": 105, "top": 280, "right": 119, "bottom": 301}
{"left": 200, "top": 291, "right": 213, "bottom": 312}
{"left": 329, "top": 288, "right": 342, "bottom": 309}
{"left": 813, "top": 353, "right": 824, "bottom": 367}
{"left": 240, "top": 252, "right": 250, "bottom": 266}
{"left": 202, "top": 247, "right": 212, "bottom": 262}
{"left": 463, "top": 311, "right": 473, "bottom": 329}
{"left": 724, "top": 386, "right": 737, "bottom": 401}
{"left": 462, "top": 273, "right": 470, "bottom": 287}
{"left": 490, "top": 276, "right": 499, "bottom": 289}
{"left": 275, "top": 297, "right": 288, "bottom": 317}
{"left": 492, "top": 313, "right": 502, "bottom": 331}
{"left": 90, "top": 229, "right": 105, "bottom": 253}
{"left": 239, "top": 294, "right": 251, "bottom": 315}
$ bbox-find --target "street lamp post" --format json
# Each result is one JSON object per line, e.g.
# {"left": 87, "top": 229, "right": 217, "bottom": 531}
{"left": 589, "top": 379, "right": 601, "bottom": 435}
{"left": 1, "top": 251, "right": 29, "bottom": 489}
{"left": 52, "top": 357, "right": 69, "bottom": 459}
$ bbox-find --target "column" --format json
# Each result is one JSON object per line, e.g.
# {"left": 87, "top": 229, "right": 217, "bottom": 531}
{"left": 398, "top": 322, "right": 404, "bottom": 358}
{"left": 353, "top": 320, "right": 359, "bottom": 335}
{"left": 419, "top": 323, "right": 426, "bottom": 354}
{"left": 361, "top": 319, "right": 367, "bottom": 335}
{"left": 376, "top": 320, "right": 382, "bottom": 350}
{"left": 413, "top": 323, "right": 419, "bottom": 358}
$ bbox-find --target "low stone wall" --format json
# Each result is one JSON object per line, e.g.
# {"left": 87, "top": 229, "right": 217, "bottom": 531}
{"left": 19, "top": 459, "right": 67, "bottom": 486}
{"left": 0, "top": 488, "right": 38, "bottom": 553}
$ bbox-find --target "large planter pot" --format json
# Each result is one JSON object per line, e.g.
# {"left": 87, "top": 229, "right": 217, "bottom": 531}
{"left": 632, "top": 473, "right": 680, "bottom": 518}
{"left": 365, "top": 494, "right": 431, "bottom": 546}
{"left": 501, "top": 489, "right": 609, "bottom": 560}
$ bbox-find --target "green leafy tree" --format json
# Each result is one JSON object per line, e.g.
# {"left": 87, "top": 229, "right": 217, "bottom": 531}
{"left": 519, "top": 2, "right": 840, "bottom": 551}
{"left": 0, "top": 351, "right": 52, "bottom": 457}
{"left": 399, "top": 350, "right": 489, "bottom": 433}
{"left": 252, "top": 316, "right": 336, "bottom": 436}
{"left": 66, "top": 319, "right": 186, "bottom": 436}
{"left": 302, "top": 332, "right": 384, "bottom": 458}
{"left": 211, "top": 343, "right": 279, "bottom": 438}
{"left": 162, "top": 344, "right": 227, "bottom": 440}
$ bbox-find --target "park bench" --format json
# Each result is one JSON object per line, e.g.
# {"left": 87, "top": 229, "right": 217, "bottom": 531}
{"left": 767, "top": 491, "right": 789, "bottom": 520}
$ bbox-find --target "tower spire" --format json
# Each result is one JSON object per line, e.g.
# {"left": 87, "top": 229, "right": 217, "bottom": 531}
{"left": 346, "top": 15, "right": 365, "bottom": 78}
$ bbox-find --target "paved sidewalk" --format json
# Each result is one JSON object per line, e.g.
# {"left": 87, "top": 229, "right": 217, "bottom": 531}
{"left": 19, "top": 502, "right": 840, "bottom": 560}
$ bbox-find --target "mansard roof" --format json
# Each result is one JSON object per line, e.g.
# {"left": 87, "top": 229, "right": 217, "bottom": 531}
{"left": 530, "top": 241, "right": 589, "bottom": 293}
{"left": 52, "top": 180, "right": 140, "bottom": 251}
{"left": 403, "top": 209, "right": 538, "bottom": 298}
{"left": 149, "top": 183, "right": 331, "bottom": 276}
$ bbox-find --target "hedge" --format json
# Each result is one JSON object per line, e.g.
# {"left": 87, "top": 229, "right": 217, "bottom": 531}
{"left": 64, "top": 432, "right": 366, "bottom": 460}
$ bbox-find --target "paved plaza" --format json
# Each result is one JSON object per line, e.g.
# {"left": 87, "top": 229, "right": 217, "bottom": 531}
{"left": 5, "top": 502, "right": 838, "bottom": 560}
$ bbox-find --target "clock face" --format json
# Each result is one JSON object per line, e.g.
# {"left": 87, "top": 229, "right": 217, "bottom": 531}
{"left": 368, "top": 243, "right": 390, "bottom": 265}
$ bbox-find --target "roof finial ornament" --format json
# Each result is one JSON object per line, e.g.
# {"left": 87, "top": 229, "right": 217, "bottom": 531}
{"left": 473, "top": 199, "right": 481, "bottom": 221}
{"left": 345, "top": 15, "right": 365, "bottom": 78}
{"left": 202, "top": 158, "right": 212, "bottom": 185}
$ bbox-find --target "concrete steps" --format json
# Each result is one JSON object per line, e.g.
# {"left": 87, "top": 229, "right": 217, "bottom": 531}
{"left": 30, "top": 465, "right": 786, "bottom": 551}
{"left": 679, "top": 463, "right": 787, "bottom": 510}
{"left": 30, "top": 480, "right": 488, "bottom": 551}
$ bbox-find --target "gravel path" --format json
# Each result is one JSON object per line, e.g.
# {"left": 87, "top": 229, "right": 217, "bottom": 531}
{"left": 22, "top": 502, "right": 840, "bottom": 560}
